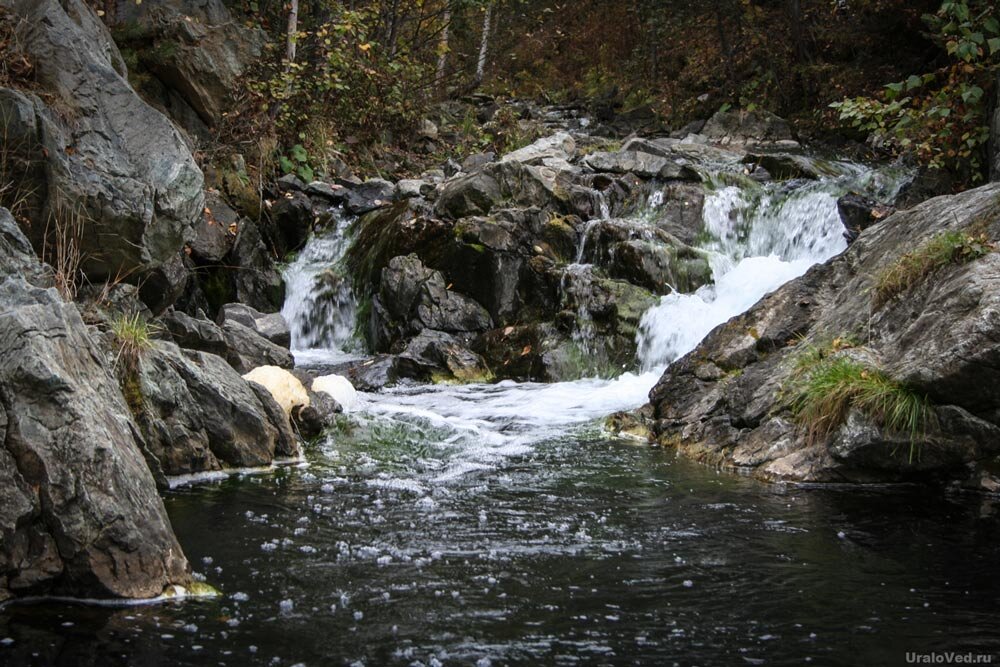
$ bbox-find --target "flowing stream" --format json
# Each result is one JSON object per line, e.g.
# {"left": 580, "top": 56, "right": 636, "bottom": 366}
{"left": 4, "top": 161, "right": 1000, "bottom": 666}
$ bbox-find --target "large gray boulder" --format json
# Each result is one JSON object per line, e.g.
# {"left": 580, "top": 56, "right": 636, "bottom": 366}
{"left": 434, "top": 160, "right": 598, "bottom": 220}
{"left": 648, "top": 183, "right": 1000, "bottom": 483}
{"left": 0, "top": 211, "right": 190, "bottom": 601}
{"left": 701, "top": 109, "right": 795, "bottom": 146}
{"left": 219, "top": 303, "right": 291, "bottom": 348}
{"left": 112, "top": 0, "right": 266, "bottom": 133}
{"left": 0, "top": 0, "right": 204, "bottom": 311}
{"left": 134, "top": 342, "right": 298, "bottom": 476}
{"left": 372, "top": 254, "right": 492, "bottom": 351}
{"left": 583, "top": 151, "right": 698, "bottom": 180}
{"left": 221, "top": 319, "right": 295, "bottom": 374}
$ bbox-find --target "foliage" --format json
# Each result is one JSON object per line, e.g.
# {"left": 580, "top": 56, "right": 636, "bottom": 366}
{"left": 790, "top": 340, "right": 934, "bottom": 462}
{"left": 110, "top": 311, "right": 156, "bottom": 414}
{"left": 111, "top": 311, "right": 155, "bottom": 369}
{"left": 279, "top": 143, "right": 314, "bottom": 182}
{"left": 831, "top": 0, "right": 999, "bottom": 182}
{"left": 873, "top": 230, "right": 994, "bottom": 307}
{"left": 236, "top": 4, "right": 438, "bottom": 173}
{"left": 484, "top": 104, "right": 540, "bottom": 156}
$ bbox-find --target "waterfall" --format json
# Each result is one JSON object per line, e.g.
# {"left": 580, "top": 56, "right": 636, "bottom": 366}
{"left": 635, "top": 168, "right": 910, "bottom": 370}
{"left": 280, "top": 209, "right": 361, "bottom": 366}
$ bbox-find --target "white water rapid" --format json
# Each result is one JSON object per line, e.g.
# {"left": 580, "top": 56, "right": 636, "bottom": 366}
{"left": 280, "top": 209, "right": 362, "bottom": 367}
{"left": 283, "top": 162, "right": 910, "bottom": 490}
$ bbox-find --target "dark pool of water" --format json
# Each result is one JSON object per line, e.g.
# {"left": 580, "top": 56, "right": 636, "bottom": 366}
{"left": 2, "top": 429, "right": 999, "bottom": 667}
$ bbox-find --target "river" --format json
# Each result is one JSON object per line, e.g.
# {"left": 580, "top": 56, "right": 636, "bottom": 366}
{"left": 2, "top": 158, "right": 999, "bottom": 666}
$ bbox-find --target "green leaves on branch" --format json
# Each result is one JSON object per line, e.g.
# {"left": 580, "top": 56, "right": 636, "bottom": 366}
{"left": 831, "top": 0, "right": 999, "bottom": 183}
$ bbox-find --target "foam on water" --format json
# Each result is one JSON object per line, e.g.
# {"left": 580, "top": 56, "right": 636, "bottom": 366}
{"left": 283, "top": 160, "right": 911, "bottom": 487}
{"left": 633, "top": 168, "right": 908, "bottom": 369}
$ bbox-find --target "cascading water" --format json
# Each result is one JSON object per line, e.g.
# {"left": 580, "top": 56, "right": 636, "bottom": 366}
{"left": 635, "top": 167, "right": 911, "bottom": 369}
{"left": 28, "top": 141, "right": 996, "bottom": 667}
{"left": 277, "top": 160, "right": 911, "bottom": 484}
{"left": 280, "top": 209, "right": 362, "bottom": 366}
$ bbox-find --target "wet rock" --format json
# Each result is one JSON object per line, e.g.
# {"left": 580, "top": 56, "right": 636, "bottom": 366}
{"left": 647, "top": 183, "right": 706, "bottom": 245}
{"left": 221, "top": 320, "right": 295, "bottom": 374}
{"left": 269, "top": 191, "right": 314, "bottom": 255}
{"left": 228, "top": 219, "right": 285, "bottom": 313}
{"left": 607, "top": 239, "right": 712, "bottom": 295}
{"left": 0, "top": 218, "right": 190, "bottom": 600}
{"left": 219, "top": 303, "right": 291, "bottom": 348}
{"left": 701, "top": 109, "right": 795, "bottom": 146}
{"left": 584, "top": 151, "right": 699, "bottom": 180}
{"left": 435, "top": 160, "right": 584, "bottom": 219}
{"left": 579, "top": 219, "right": 712, "bottom": 294}
{"left": 160, "top": 309, "right": 228, "bottom": 356}
{"left": 2, "top": 0, "right": 204, "bottom": 305}
{"left": 373, "top": 254, "right": 492, "bottom": 351}
{"left": 343, "top": 355, "right": 401, "bottom": 392}
{"left": 648, "top": 182, "right": 1000, "bottom": 483}
{"left": 605, "top": 405, "right": 655, "bottom": 441}
{"left": 837, "top": 193, "right": 895, "bottom": 243}
{"left": 743, "top": 153, "right": 845, "bottom": 180}
{"left": 396, "top": 329, "right": 493, "bottom": 383}
{"left": 892, "top": 167, "right": 954, "bottom": 210}
{"left": 135, "top": 342, "right": 297, "bottom": 475}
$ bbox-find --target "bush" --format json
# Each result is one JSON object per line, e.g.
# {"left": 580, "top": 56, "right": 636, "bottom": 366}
{"left": 873, "top": 230, "right": 994, "bottom": 308}
{"left": 235, "top": 6, "right": 436, "bottom": 171}
{"left": 831, "top": 0, "right": 999, "bottom": 183}
{"left": 790, "top": 343, "right": 933, "bottom": 462}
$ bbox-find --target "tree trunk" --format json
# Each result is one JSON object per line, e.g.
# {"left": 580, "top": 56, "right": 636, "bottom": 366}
{"left": 475, "top": 2, "right": 493, "bottom": 86}
{"left": 713, "top": 0, "right": 733, "bottom": 84}
{"left": 787, "top": 0, "right": 809, "bottom": 64}
{"left": 286, "top": 0, "right": 299, "bottom": 65}
{"left": 386, "top": 0, "right": 402, "bottom": 58}
{"left": 436, "top": 5, "right": 452, "bottom": 89}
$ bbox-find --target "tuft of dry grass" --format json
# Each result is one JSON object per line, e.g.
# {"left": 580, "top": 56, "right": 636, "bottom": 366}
{"left": 873, "top": 230, "right": 994, "bottom": 309}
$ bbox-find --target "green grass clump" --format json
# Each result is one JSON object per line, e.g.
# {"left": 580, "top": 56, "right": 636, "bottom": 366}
{"left": 111, "top": 313, "right": 153, "bottom": 369}
{"left": 110, "top": 312, "right": 156, "bottom": 416}
{"left": 873, "top": 230, "right": 993, "bottom": 308}
{"left": 791, "top": 351, "right": 933, "bottom": 462}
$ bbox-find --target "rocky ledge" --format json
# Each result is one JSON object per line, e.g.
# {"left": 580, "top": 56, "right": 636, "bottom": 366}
{"left": 645, "top": 183, "right": 1000, "bottom": 487}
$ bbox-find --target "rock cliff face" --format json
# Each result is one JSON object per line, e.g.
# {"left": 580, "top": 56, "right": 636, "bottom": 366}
{"left": 0, "top": 0, "right": 204, "bottom": 311}
{"left": 648, "top": 183, "right": 1000, "bottom": 483}
{"left": 112, "top": 0, "right": 266, "bottom": 135}
{"left": 0, "top": 208, "right": 190, "bottom": 602}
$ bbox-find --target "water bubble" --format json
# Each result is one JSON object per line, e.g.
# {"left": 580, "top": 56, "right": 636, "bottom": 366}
{"left": 279, "top": 599, "right": 294, "bottom": 614}
{"left": 682, "top": 580, "right": 694, "bottom": 588}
